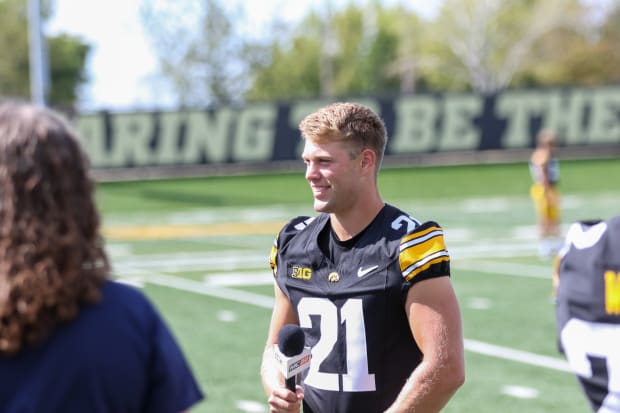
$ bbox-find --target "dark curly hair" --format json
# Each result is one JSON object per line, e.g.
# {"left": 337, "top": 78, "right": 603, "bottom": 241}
{"left": 0, "top": 101, "right": 109, "bottom": 354}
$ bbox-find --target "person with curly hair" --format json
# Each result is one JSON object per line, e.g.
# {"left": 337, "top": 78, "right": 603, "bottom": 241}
{"left": 0, "top": 101, "right": 204, "bottom": 412}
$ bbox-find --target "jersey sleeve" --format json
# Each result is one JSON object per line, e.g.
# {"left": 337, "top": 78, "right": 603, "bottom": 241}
{"left": 557, "top": 217, "right": 620, "bottom": 324}
{"left": 399, "top": 221, "right": 450, "bottom": 285}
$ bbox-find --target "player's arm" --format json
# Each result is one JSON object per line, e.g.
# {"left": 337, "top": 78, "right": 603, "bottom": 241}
{"left": 384, "top": 276, "right": 465, "bottom": 413}
{"left": 261, "top": 281, "right": 303, "bottom": 412}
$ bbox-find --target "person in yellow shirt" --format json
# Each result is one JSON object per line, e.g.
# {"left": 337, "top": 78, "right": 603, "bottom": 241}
{"left": 529, "top": 129, "right": 561, "bottom": 258}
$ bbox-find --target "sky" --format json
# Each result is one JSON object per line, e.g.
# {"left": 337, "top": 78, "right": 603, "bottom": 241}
{"left": 46, "top": 0, "right": 443, "bottom": 112}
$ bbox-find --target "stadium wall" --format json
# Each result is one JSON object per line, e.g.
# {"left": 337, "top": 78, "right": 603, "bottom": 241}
{"left": 74, "top": 86, "right": 620, "bottom": 181}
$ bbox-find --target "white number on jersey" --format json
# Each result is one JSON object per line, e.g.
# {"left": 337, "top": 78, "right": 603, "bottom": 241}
{"left": 298, "top": 297, "right": 376, "bottom": 392}
{"left": 561, "top": 318, "right": 620, "bottom": 412}
{"left": 391, "top": 215, "right": 418, "bottom": 232}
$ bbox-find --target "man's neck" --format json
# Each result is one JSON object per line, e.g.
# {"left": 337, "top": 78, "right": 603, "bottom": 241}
{"left": 330, "top": 197, "right": 384, "bottom": 241}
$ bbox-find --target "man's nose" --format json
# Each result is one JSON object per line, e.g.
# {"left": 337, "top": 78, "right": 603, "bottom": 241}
{"left": 305, "top": 162, "right": 319, "bottom": 180}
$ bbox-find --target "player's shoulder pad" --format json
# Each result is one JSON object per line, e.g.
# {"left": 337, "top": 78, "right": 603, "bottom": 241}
{"left": 559, "top": 219, "right": 606, "bottom": 258}
{"left": 276, "top": 216, "right": 317, "bottom": 246}
{"left": 270, "top": 216, "right": 317, "bottom": 273}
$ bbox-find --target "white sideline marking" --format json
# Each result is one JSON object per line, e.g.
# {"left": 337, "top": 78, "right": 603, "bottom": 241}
{"left": 204, "top": 272, "right": 273, "bottom": 286}
{"left": 465, "top": 339, "right": 571, "bottom": 372}
{"left": 125, "top": 271, "right": 572, "bottom": 374}
{"left": 235, "top": 400, "right": 266, "bottom": 412}
{"left": 113, "top": 252, "right": 267, "bottom": 273}
{"left": 501, "top": 385, "right": 539, "bottom": 399}
{"left": 216, "top": 310, "right": 238, "bottom": 323}
{"left": 125, "top": 271, "right": 274, "bottom": 308}
{"left": 449, "top": 242, "right": 537, "bottom": 259}
{"left": 454, "top": 260, "right": 553, "bottom": 279}
{"left": 466, "top": 297, "right": 492, "bottom": 310}
{"left": 110, "top": 240, "right": 543, "bottom": 277}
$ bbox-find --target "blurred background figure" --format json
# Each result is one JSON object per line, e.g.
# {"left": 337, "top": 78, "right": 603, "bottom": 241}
{"left": 529, "top": 128, "right": 561, "bottom": 258}
{"left": 555, "top": 215, "right": 620, "bottom": 412}
{"left": 0, "top": 100, "right": 204, "bottom": 413}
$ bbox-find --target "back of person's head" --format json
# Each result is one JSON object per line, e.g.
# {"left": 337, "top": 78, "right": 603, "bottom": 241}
{"left": 0, "top": 101, "right": 109, "bottom": 354}
{"left": 299, "top": 102, "right": 387, "bottom": 172}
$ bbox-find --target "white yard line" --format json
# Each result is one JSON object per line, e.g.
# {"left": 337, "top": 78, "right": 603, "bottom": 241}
{"left": 109, "top": 239, "right": 542, "bottom": 275}
{"left": 454, "top": 260, "right": 553, "bottom": 279}
{"left": 464, "top": 339, "right": 570, "bottom": 372}
{"left": 131, "top": 272, "right": 275, "bottom": 308}
{"left": 122, "top": 271, "right": 571, "bottom": 374}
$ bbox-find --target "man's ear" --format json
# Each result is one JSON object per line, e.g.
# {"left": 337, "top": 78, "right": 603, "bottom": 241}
{"left": 360, "top": 148, "right": 376, "bottom": 174}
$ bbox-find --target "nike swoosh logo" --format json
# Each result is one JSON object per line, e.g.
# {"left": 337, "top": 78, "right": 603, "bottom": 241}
{"left": 357, "top": 265, "right": 378, "bottom": 277}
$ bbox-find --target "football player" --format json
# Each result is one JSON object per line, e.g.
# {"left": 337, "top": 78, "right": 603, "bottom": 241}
{"left": 555, "top": 215, "right": 620, "bottom": 412}
{"left": 529, "top": 129, "right": 561, "bottom": 257}
{"left": 261, "top": 102, "right": 465, "bottom": 413}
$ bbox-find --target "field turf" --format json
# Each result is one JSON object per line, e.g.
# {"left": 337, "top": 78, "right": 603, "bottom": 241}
{"left": 97, "top": 158, "right": 619, "bottom": 413}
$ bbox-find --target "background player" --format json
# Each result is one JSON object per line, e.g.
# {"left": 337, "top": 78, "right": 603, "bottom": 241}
{"left": 0, "top": 101, "right": 204, "bottom": 412}
{"left": 261, "top": 102, "right": 465, "bottom": 412}
{"left": 555, "top": 215, "right": 620, "bottom": 412}
{"left": 529, "top": 128, "right": 561, "bottom": 258}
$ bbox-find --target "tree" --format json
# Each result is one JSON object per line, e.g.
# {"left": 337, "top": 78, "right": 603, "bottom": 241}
{"left": 140, "top": 0, "right": 259, "bottom": 107}
{"left": 245, "top": 2, "right": 418, "bottom": 101}
{"left": 511, "top": 0, "right": 620, "bottom": 87}
{"left": 0, "top": 0, "right": 90, "bottom": 111}
{"left": 139, "top": 0, "right": 620, "bottom": 105}
{"left": 0, "top": 0, "right": 32, "bottom": 99}
{"left": 433, "top": 0, "right": 586, "bottom": 93}
{"left": 47, "top": 34, "right": 90, "bottom": 112}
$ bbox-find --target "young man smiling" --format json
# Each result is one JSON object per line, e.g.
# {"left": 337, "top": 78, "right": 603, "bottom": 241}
{"left": 261, "top": 102, "right": 465, "bottom": 413}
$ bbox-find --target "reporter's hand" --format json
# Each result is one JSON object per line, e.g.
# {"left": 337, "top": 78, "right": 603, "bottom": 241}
{"left": 268, "top": 385, "right": 304, "bottom": 413}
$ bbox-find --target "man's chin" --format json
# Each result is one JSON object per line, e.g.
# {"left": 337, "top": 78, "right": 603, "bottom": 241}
{"left": 313, "top": 200, "right": 330, "bottom": 213}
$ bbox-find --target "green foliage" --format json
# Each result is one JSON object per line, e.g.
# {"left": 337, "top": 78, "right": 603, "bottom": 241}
{"left": 139, "top": 0, "right": 620, "bottom": 103}
{"left": 48, "top": 34, "right": 90, "bottom": 110}
{"left": 0, "top": 0, "right": 30, "bottom": 98}
{"left": 243, "top": 0, "right": 620, "bottom": 99}
{"left": 0, "top": 0, "right": 90, "bottom": 110}
{"left": 246, "top": 3, "right": 419, "bottom": 101}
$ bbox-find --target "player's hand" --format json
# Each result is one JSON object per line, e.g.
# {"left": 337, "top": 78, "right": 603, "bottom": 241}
{"left": 268, "top": 385, "right": 304, "bottom": 413}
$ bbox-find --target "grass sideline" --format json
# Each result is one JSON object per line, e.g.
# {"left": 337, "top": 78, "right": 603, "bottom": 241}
{"left": 97, "top": 158, "right": 619, "bottom": 212}
{"left": 98, "top": 159, "right": 618, "bottom": 413}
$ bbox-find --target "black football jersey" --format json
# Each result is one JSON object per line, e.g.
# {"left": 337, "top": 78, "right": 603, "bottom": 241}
{"left": 269, "top": 204, "right": 451, "bottom": 413}
{"left": 556, "top": 216, "right": 620, "bottom": 412}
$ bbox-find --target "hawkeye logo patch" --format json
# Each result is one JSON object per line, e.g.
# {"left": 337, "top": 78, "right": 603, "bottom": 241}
{"left": 291, "top": 266, "right": 312, "bottom": 280}
{"left": 328, "top": 272, "right": 340, "bottom": 282}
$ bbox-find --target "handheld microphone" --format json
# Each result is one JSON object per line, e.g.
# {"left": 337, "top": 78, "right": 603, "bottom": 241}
{"left": 275, "top": 324, "right": 311, "bottom": 392}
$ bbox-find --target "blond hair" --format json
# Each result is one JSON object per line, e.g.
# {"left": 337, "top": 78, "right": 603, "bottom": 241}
{"left": 299, "top": 102, "right": 387, "bottom": 171}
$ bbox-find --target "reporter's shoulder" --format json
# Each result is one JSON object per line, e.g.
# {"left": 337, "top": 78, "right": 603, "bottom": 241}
{"left": 100, "top": 280, "right": 155, "bottom": 312}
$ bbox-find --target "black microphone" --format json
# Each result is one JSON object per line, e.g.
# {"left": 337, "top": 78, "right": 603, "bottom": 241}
{"left": 276, "top": 324, "right": 311, "bottom": 392}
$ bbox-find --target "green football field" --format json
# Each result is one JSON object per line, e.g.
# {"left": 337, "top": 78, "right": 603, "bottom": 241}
{"left": 97, "top": 158, "right": 619, "bottom": 413}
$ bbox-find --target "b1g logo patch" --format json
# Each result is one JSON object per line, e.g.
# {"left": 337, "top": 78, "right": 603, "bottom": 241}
{"left": 291, "top": 265, "right": 312, "bottom": 280}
